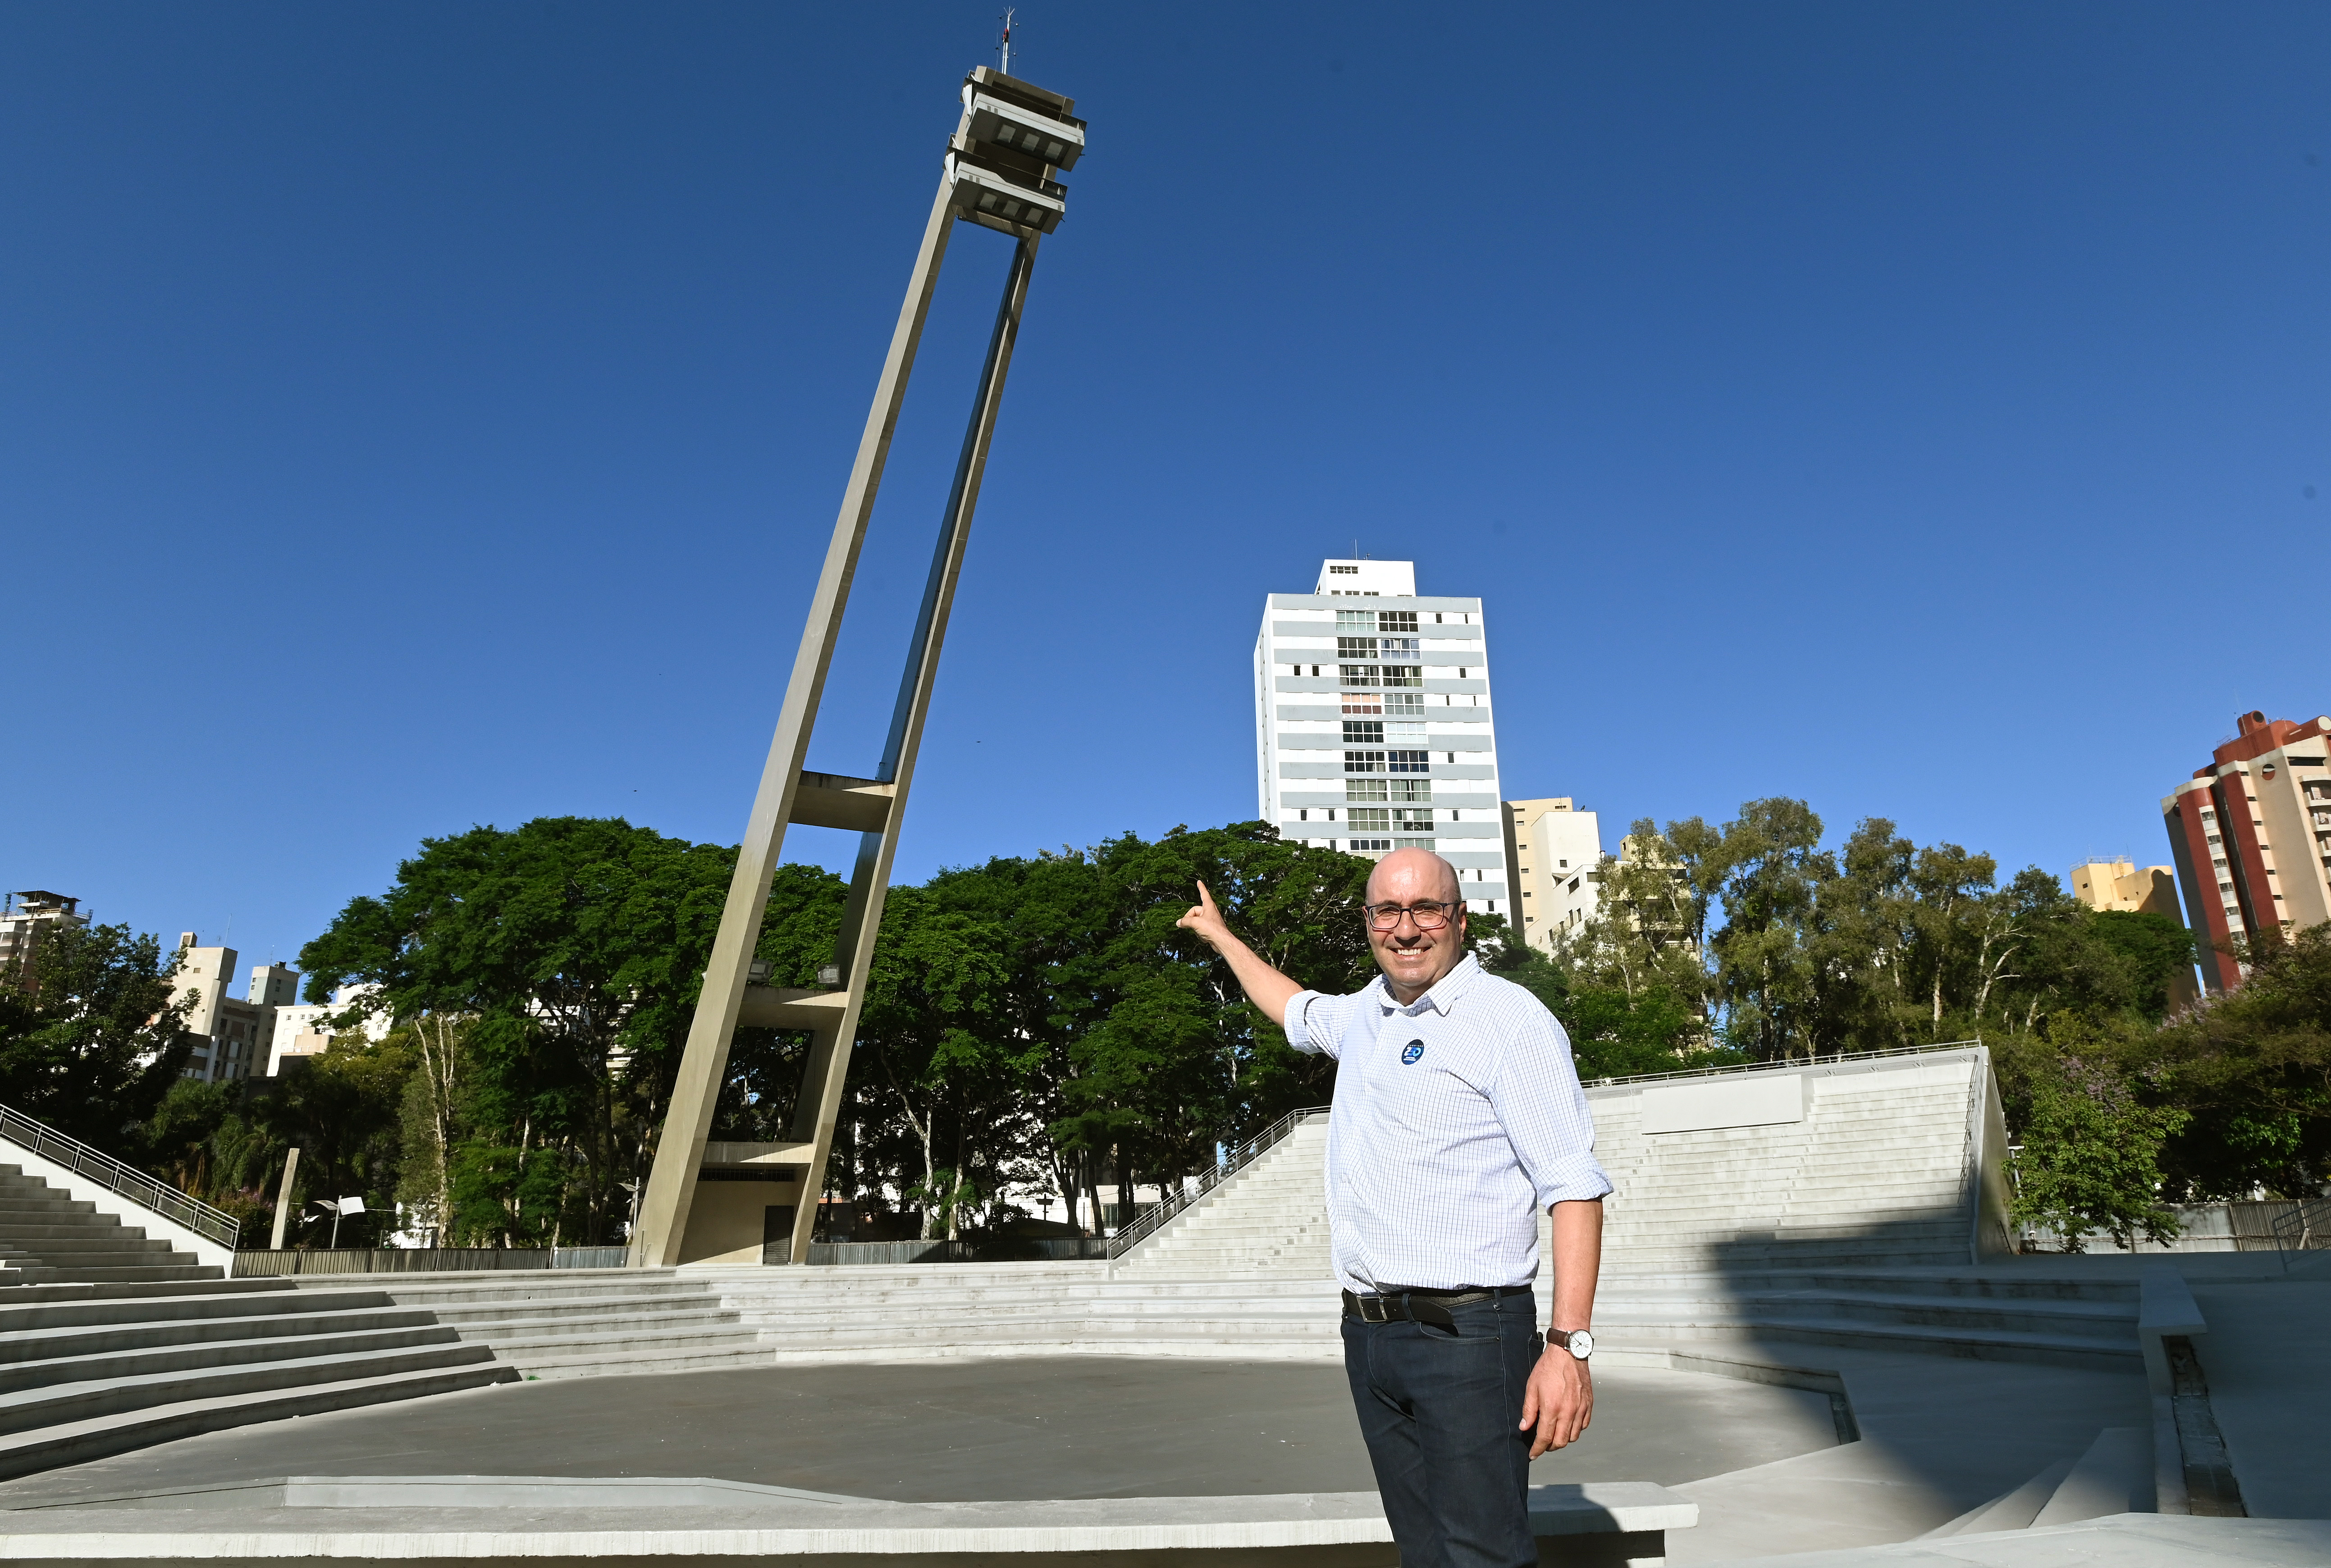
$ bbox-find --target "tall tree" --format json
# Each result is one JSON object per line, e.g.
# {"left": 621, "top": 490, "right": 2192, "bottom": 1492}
{"left": 299, "top": 816, "right": 801, "bottom": 1245}
{"left": 0, "top": 923, "right": 192, "bottom": 1149}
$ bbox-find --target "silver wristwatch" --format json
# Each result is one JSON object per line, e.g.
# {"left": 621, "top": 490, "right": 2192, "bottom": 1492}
{"left": 1546, "top": 1327, "right": 1594, "bottom": 1360}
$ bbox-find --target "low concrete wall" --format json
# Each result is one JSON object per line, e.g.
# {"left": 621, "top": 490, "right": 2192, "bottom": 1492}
{"left": 0, "top": 1142, "right": 232, "bottom": 1273}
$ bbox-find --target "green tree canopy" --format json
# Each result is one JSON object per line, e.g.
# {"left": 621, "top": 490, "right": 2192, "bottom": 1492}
{"left": 0, "top": 922, "right": 192, "bottom": 1147}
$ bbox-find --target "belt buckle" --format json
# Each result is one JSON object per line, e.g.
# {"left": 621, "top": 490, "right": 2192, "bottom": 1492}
{"left": 1360, "top": 1296, "right": 1388, "bottom": 1324}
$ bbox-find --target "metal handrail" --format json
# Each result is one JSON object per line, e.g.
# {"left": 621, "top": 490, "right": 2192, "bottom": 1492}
{"left": 1104, "top": 1105, "right": 1331, "bottom": 1260}
{"left": 1582, "top": 1040, "right": 1983, "bottom": 1089}
{"left": 0, "top": 1101, "right": 241, "bottom": 1249}
{"left": 2273, "top": 1196, "right": 2331, "bottom": 1272}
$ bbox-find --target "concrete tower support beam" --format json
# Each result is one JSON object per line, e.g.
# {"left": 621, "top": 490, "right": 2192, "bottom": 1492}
{"left": 630, "top": 68, "right": 1082, "bottom": 1269}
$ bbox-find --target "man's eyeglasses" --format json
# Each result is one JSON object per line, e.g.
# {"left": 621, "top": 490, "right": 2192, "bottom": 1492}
{"left": 1363, "top": 900, "right": 1463, "bottom": 933}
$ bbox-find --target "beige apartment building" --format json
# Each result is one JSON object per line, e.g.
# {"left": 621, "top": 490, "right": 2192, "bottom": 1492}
{"left": 2161, "top": 710, "right": 2331, "bottom": 994}
{"left": 1502, "top": 798, "right": 1604, "bottom": 954}
{"left": 0, "top": 891, "right": 90, "bottom": 992}
{"left": 2067, "top": 858, "right": 2201, "bottom": 1012}
{"left": 167, "top": 938, "right": 301, "bottom": 1083}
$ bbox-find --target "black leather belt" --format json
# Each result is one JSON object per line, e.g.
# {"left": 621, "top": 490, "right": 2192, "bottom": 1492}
{"left": 1342, "top": 1285, "right": 1531, "bottom": 1327}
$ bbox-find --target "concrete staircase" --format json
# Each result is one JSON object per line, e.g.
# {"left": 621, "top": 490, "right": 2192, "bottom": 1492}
{"left": 0, "top": 1277, "right": 515, "bottom": 1479}
{"left": 1917, "top": 1427, "right": 2154, "bottom": 1535}
{"left": 264, "top": 1049, "right": 2106, "bottom": 1381}
{"left": 0, "top": 1164, "right": 218, "bottom": 1284}
{"left": 302, "top": 1265, "right": 1341, "bottom": 1373}
{"left": 1112, "top": 1119, "right": 1331, "bottom": 1279}
{"left": 1592, "top": 1268, "right": 2141, "bottom": 1372}
{"left": 0, "top": 1160, "right": 516, "bottom": 1478}
{"left": 1591, "top": 1062, "right": 1982, "bottom": 1271}
{"left": 713, "top": 1265, "right": 1341, "bottom": 1362}
{"left": 306, "top": 1271, "right": 771, "bottom": 1380}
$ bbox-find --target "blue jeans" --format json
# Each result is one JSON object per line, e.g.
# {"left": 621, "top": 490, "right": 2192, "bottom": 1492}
{"left": 1342, "top": 1293, "right": 1540, "bottom": 1568}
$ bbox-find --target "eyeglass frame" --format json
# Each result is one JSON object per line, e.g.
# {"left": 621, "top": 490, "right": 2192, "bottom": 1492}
{"left": 1361, "top": 899, "right": 1466, "bottom": 933}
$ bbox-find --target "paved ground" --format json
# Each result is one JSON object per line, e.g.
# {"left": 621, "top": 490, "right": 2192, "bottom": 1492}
{"left": 0, "top": 1358, "right": 1837, "bottom": 1507}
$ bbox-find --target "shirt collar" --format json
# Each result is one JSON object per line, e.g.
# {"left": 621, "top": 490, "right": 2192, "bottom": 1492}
{"left": 1372, "top": 951, "right": 1484, "bottom": 1017}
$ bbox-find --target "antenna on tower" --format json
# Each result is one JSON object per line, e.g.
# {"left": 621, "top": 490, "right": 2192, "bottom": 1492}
{"left": 997, "top": 7, "right": 1016, "bottom": 77}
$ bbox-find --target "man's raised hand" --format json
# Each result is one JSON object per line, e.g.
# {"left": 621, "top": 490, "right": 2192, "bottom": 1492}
{"left": 1176, "top": 882, "right": 1305, "bottom": 1026}
{"left": 1176, "top": 881, "right": 1233, "bottom": 951}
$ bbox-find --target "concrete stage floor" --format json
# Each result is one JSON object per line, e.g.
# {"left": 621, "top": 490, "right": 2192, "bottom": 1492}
{"left": 0, "top": 1358, "right": 1840, "bottom": 1507}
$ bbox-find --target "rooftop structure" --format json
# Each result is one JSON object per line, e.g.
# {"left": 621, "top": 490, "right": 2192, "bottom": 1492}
{"left": 0, "top": 890, "right": 89, "bottom": 993}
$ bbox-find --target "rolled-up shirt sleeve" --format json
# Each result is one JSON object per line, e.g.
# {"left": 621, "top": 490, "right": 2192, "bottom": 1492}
{"left": 1283, "top": 988, "right": 1360, "bottom": 1059}
{"left": 1486, "top": 1009, "right": 1613, "bottom": 1209}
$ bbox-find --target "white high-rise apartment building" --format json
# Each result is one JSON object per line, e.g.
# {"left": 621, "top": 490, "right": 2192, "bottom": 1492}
{"left": 1253, "top": 559, "right": 1510, "bottom": 915}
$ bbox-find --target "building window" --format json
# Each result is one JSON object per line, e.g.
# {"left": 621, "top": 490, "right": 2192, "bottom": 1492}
{"left": 1343, "top": 691, "right": 1383, "bottom": 716}
{"left": 2219, "top": 881, "right": 2235, "bottom": 891}
{"left": 1348, "top": 839, "right": 1392, "bottom": 852}
{"left": 1392, "top": 808, "right": 1434, "bottom": 834}
{"left": 1347, "top": 778, "right": 1389, "bottom": 802}
{"left": 1329, "top": 565, "right": 1358, "bottom": 574}
{"left": 1385, "top": 691, "right": 1423, "bottom": 716}
{"left": 1297, "top": 809, "right": 1308, "bottom": 820}
{"left": 1388, "top": 749, "right": 1431, "bottom": 774}
{"left": 1379, "top": 636, "right": 1419, "bottom": 658}
{"left": 1343, "top": 721, "right": 1384, "bottom": 745}
{"left": 1379, "top": 610, "right": 1417, "bottom": 633}
{"left": 1339, "top": 664, "right": 1380, "bottom": 688}
{"left": 1336, "top": 609, "right": 1376, "bottom": 632}
{"left": 1338, "top": 637, "right": 1378, "bottom": 661}
{"left": 1390, "top": 779, "right": 1432, "bottom": 802}
{"left": 1345, "top": 750, "right": 1385, "bottom": 773}
{"left": 1381, "top": 665, "right": 1422, "bottom": 688}
{"left": 1388, "top": 720, "right": 1426, "bottom": 743}
{"left": 1349, "top": 809, "right": 1392, "bottom": 834}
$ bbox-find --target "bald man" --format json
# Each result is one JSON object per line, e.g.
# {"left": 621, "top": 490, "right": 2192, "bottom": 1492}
{"left": 1179, "top": 848, "right": 1610, "bottom": 1568}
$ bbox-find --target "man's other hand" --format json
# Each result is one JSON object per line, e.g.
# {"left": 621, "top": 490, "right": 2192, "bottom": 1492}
{"left": 1519, "top": 1345, "right": 1592, "bottom": 1457}
{"left": 1177, "top": 881, "right": 1234, "bottom": 950}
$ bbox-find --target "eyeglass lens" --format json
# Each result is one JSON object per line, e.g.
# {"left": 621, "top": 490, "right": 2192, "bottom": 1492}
{"left": 1368, "top": 903, "right": 1451, "bottom": 930}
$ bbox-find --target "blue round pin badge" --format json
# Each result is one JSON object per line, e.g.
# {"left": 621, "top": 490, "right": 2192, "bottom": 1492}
{"left": 1401, "top": 1040, "right": 1426, "bottom": 1065}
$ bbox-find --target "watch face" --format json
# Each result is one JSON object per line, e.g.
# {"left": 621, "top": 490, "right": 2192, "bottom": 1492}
{"left": 1568, "top": 1329, "right": 1594, "bottom": 1359}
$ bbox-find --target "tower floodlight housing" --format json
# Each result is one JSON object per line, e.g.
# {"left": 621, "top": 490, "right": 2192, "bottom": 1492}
{"left": 628, "top": 68, "right": 1085, "bottom": 1268}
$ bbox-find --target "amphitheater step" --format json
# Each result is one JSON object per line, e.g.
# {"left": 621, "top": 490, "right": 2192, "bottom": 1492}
{"left": 0, "top": 1358, "right": 518, "bottom": 1481}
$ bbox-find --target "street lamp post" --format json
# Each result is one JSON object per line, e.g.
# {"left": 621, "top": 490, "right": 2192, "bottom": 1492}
{"left": 631, "top": 67, "right": 1085, "bottom": 1269}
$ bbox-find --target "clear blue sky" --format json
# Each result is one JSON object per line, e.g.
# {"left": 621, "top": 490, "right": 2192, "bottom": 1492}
{"left": 4, "top": 4, "right": 2326, "bottom": 973}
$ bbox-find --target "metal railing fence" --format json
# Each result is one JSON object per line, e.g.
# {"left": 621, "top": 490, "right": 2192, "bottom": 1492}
{"left": 232, "top": 1246, "right": 629, "bottom": 1276}
{"left": 2271, "top": 1197, "right": 2331, "bottom": 1273}
{"left": 1103, "top": 1105, "right": 1331, "bottom": 1260}
{"left": 0, "top": 1100, "right": 241, "bottom": 1249}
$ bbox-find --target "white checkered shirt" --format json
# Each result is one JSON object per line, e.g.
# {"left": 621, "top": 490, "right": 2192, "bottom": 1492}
{"left": 1283, "top": 952, "right": 1612, "bottom": 1294}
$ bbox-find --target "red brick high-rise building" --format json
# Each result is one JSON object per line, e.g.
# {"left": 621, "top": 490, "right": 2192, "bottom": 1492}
{"left": 2162, "top": 710, "right": 2331, "bottom": 994}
